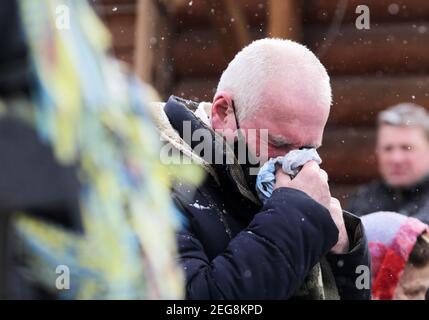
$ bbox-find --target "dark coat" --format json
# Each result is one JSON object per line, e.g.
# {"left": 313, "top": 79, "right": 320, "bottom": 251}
{"left": 164, "top": 96, "right": 371, "bottom": 300}
{"left": 347, "top": 177, "right": 429, "bottom": 225}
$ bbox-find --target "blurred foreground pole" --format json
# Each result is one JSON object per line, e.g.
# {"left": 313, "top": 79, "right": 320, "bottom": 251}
{"left": 268, "top": 0, "right": 302, "bottom": 41}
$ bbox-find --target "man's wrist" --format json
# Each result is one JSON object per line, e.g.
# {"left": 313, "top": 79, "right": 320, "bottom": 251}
{"left": 330, "top": 224, "right": 350, "bottom": 254}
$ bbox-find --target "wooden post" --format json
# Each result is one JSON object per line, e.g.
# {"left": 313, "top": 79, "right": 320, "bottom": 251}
{"left": 268, "top": 0, "right": 302, "bottom": 41}
{"left": 207, "top": 0, "right": 252, "bottom": 62}
{"left": 134, "top": 0, "right": 158, "bottom": 84}
{"left": 224, "top": 0, "right": 252, "bottom": 49}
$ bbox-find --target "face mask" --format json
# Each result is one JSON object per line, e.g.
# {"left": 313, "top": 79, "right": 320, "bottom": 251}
{"left": 231, "top": 101, "right": 262, "bottom": 191}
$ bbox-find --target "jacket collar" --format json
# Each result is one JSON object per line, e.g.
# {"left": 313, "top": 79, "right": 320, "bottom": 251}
{"left": 163, "top": 95, "right": 260, "bottom": 207}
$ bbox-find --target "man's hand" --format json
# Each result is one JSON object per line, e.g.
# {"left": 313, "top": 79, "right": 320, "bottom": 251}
{"left": 274, "top": 160, "right": 331, "bottom": 209}
{"left": 274, "top": 161, "right": 349, "bottom": 254}
{"left": 328, "top": 197, "right": 349, "bottom": 254}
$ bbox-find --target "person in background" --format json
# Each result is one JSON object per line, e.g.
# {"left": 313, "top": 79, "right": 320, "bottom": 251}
{"left": 347, "top": 103, "right": 429, "bottom": 224}
{"left": 362, "top": 211, "right": 429, "bottom": 300}
{"left": 0, "top": 0, "right": 200, "bottom": 299}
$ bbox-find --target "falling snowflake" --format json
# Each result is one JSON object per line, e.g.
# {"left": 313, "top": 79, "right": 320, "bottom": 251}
{"left": 190, "top": 202, "right": 210, "bottom": 210}
{"left": 387, "top": 3, "right": 399, "bottom": 15}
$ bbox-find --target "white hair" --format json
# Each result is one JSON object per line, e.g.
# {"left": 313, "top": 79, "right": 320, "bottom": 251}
{"left": 215, "top": 38, "right": 332, "bottom": 122}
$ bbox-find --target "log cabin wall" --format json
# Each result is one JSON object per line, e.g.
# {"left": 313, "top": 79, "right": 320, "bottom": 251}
{"left": 91, "top": 0, "right": 137, "bottom": 65}
{"left": 92, "top": 0, "right": 429, "bottom": 205}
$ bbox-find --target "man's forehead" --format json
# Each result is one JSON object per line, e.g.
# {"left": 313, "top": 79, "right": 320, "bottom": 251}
{"left": 378, "top": 125, "right": 429, "bottom": 143}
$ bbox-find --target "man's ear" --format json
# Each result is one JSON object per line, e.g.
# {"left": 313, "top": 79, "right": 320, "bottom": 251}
{"left": 211, "top": 95, "right": 234, "bottom": 130}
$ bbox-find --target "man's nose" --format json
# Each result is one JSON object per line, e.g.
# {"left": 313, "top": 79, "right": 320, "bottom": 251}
{"left": 269, "top": 150, "right": 285, "bottom": 158}
{"left": 269, "top": 147, "right": 293, "bottom": 159}
{"left": 389, "top": 148, "right": 406, "bottom": 163}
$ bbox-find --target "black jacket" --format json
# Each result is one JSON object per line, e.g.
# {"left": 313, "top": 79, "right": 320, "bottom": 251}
{"left": 347, "top": 177, "right": 429, "bottom": 225}
{"left": 164, "top": 96, "right": 371, "bottom": 300}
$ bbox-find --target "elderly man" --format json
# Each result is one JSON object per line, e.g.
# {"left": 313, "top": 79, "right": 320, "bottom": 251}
{"left": 347, "top": 103, "right": 429, "bottom": 224}
{"left": 154, "top": 38, "right": 370, "bottom": 299}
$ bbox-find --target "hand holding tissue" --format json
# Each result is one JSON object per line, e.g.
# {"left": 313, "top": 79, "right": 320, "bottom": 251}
{"left": 256, "top": 148, "right": 322, "bottom": 203}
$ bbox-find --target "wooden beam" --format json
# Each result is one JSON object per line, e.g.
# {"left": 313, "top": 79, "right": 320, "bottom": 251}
{"left": 330, "top": 76, "right": 429, "bottom": 127}
{"left": 206, "top": 0, "right": 252, "bottom": 62}
{"left": 174, "top": 0, "right": 266, "bottom": 30}
{"left": 173, "top": 0, "right": 429, "bottom": 28}
{"left": 133, "top": 0, "right": 175, "bottom": 95}
{"left": 224, "top": 0, "right": 252, "bottom": 48}
{"left": 174, "top": 78, "right": 218, "bottom": 101}
{"left": 319, "top": 128, "right": 378, "bottom": 184}
{"left": 171, "top": 28, "right": 262, "bottom": 78}
{"left": 306, "top": 23, "right": 429, "bottom": 75}
{"left": 170, "top": 22, "right": 429, "bottom": 77}
{"left": 134, "top": 0, "right": 158, "bottom": 83}
{"left": 305, "top": 0, "right": 429, "bottom": 24}
{"left": 268, "top": 0, "right": 302, "bottom": 41}
{"left": 103, "top": 13, "right": 135, "bottom": 49}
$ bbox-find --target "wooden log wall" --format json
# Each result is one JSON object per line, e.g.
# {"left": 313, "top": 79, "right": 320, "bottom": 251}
{"left": 93, "top": 0, "right": 429, "bottom": 204}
